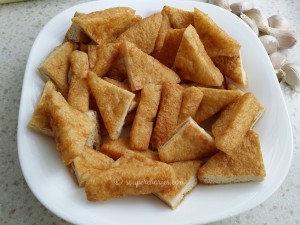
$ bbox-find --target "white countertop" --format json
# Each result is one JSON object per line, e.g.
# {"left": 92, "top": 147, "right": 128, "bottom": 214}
{"left": 0, "top": 0, "right": 299, "bottom": 224}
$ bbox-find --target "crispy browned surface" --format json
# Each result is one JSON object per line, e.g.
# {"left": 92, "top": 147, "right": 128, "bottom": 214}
{"left": 107, "top": 55, "right": 127, "bottom": 81}
{"left": 122, "top": 42, "right": 181, "bottom": 91}
{"left": 85, "top": 154, "right": 175, "bottom": 201}
{"left": 212, "top": 93, "right": 264, "bottom": 156}
{"left": 152, "top": 10, "right": 172, "bottom": 57}
{"left": 72, "top": 146, "right": 114, "bottom": 186}
{"left": 178, "top": 87, "right": 203, "bottom": 124}
{"left": 156, "top": 160, "right": 201, "bottom": 209}
{"left": 163, "top": 6, "right": 194, "bottom": 28}
{"left": 212, "top": 54, "right": 247, "bottom": 86}
{"left": 87, "top": 72, "right": 135, "bottom": 140}
{"left": 198, "top": 131, "right": 266, "bottom": 184}
{"left": 174, "top": 25, "right": 224, "bottom": 86}
{"left": 100, "top": 138, "right": 159, "bottom": 160}
{"left": 47, "top": 88, "right": 95, "bottom": 165}
{"left": 67, "top": 50, "right": 89, "bottom": 112}
{"left": 117, "top": 13, "right": 162, "bottom": 54}
{"left": 194, "top": 87, "right": 243, "bottom": 124}
{"left": 129, "top": 84, "right": 162, "bottom": 150}
{"left": 227, "top": 83, "right": 244, "bottom": 94}
{"left": 91, "top": 42, "right": 121, "bottom": 77}
{"left": 72, "top": 7, "right": 140, "bottom": 44}
{"left": 194, "top": 8, "right": 240, "bottom": 57}
{"left": 87, "top": 44, "right": 97, "bottom": 69}
{"left": 158, "top": 118, "right": 217, "bottom": 162}
{"left": 28, "top": 81, "right": 56, "bottom": 136}
{"left": 151, "top": 82, "right": 183, "bottom": 149}
{"left": 103, "top": 77, "right": 140, "bottom": 112}
{"left": 38, "top": 41, "right": 78, "bottom": 96}
{"left": 155, "top": 28, "right": 184, "bottom": 68}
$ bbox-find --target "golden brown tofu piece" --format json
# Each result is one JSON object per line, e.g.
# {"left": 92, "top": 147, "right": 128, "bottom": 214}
{"left": 129, "top": 84, "right": 162, "bottom": 150}
{"left": 163, "top": 6, "right": 194, "bottom": 28}
{"left": 198, "top": 131, "right": 266, "bottom": 184}
{"left": 151, "top": 82, "right": 183, "bottom": 149}
{"left": 212, "top": 93, "right": 264, "bottom": 156}
{"left": 174, "top": 25, "right": 224, "bottom": 86}
{"left": 38, "top": 41, "right": 78, "bottom": 96}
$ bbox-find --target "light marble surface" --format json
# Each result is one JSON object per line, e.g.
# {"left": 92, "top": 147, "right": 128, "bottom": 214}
{"left": 0, "top": 0, "right": 299, "bottom": 224}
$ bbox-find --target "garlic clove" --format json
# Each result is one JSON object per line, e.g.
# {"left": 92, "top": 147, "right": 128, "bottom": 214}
{"left": 269, "top": 52, "right": 286, "bottom": 71}
{"left": 259, "top": 35, "right": 279, "bottom": 54}
{"left": 243, "top": 8, "right": 270, "bottom": 34}
{"left": 230, "top": 1, "right": 254, "bottom": 15}
{"left": 281, "top": 63, "right": 300, "bottom": 91}
{"left": 276, "top": 69, "right": 286, "bottom": 82}
{"left": 268, "top": 15, "right": 291, "bottom": 29}
{"left": 208, "top": 0, "right": 231, "bottom": 11}
{"left": 269, "top": 28, "right": 298, "bottom": 49}
{"left": 240, "top": 13, "right": 259, "bottom": 36}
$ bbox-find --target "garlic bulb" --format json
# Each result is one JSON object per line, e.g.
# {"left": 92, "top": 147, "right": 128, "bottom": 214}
{"left": 281, "top": 63, "right": 300, "bottom": 91}
{"left": 208, "top": 0, "right": 231, "bottom": 11}
{"left": 240, "top": 13, "right": 259, "bottom": 36}
{"left": 230, "top": 1, "right": 254, "bottom": 15}
{"left": 269, "top": 52, "right": 286, "bottom": 71}
{"left": 269, "top": 28, "right": 298, "bottom": 49}
{"left": 243, "top": 8, "right": 270, "bottom": 34}
{"left": 259, "top": 35, "right": 279, "bottom": 54}
{"left": 268, "top": 15, "right": 291, "bottom": 29}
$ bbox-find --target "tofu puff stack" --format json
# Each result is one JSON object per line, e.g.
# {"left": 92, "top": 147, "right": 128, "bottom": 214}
{"left": 29, "top": 6, "right": 266, "bottom": 209}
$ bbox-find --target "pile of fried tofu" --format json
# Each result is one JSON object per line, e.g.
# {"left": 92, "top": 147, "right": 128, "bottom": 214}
{"left": 28, "top": 6, "right": 266, "bottom": 209}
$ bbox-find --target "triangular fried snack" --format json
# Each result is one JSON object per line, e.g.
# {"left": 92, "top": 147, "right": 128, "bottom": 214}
{"left": 155, "top": 160, "right": 202, "bottom": 209}
{"left": 212, "top": 93, "right": 264, "bottom": 156}
{"left": 72, "top": 7, "right": 141, "bottom": 44}
{"left": 212, "top": 52, "right": 248, "bottom": 86}
{"left": 47, "top": 88, "right": 95, "bottom": 165}
{"left": 28, "top": 81, "right": 56, "bottom": 136}
{"left": 71, "top": 146, "right": 114, "bottom": 186}
{"left": 163, "top": 6, "right": 194, "bottom": 28}
{"left": 194, "top": 87, "right": 243, "bottom": 124}
{"left": 87, "top": 72, "right": 135, "bottom": 140}
{"left": 117, "top": 13, "right": 162, "bottom": 54}
{"left": 158, "top": 117, "right": 217, "bottom": 163}
{"left": 152, "top": 10, "right": 172, "bottom": 57}
{"left": 155, "top": 28, "right": 184, "bottom": 68}
{"left": 122, "top": 41, "right": 181, "bottom": 91}
{"left": 194, "top": 8, "right": 240, "bottom": 57}
{"left": 38, "top": 41, "right": 78, "bottom": 96}
{"left": 198, "top": 131, "right": 266, "bottom": 184}
{"left": 100, "top": 138, "right": 159, "bottom": 161}
{"left": 174, "top": 25, "right": 224, "bottom": 86}
{"left": 91, "top": 42, "right": 121, "bottom": 77}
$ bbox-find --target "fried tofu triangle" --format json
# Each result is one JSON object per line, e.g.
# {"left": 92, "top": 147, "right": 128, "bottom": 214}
{"left": 158, "top": 117, "right": 217, "bottom": 163}
{"left": 212, "top": 93, "right": 264, "bottom": 156}
{"left": 117, "top": 13, "right": 162, "bottom": 54}
{"left": 178, "top": 87, "right": 203, "bottom": 124}
{"left": 71, "top": 146, "right": 114, "bottom": 186}
{"left": 28, "top": 81, "right": 56, "bottom": 136}
{"left": 151, "top": 82, "right": 183, "bottom": 149}
{"left": 130, "top": 84, "right": 162, "bottom": 150}
{"left": 155, "top": 160, "right": 202, "bottom": 209}
{"left": 194, "top": 8, "right": 240, "bottom": 57}
{"left": 85, "top": 154, "right": 176, "bottom": 201}
{"left": 72, "top": 7, "right": 141, "bottom": 44}
{"left": 122, "top": 41, "right": 181, "bottom": 91}
{"left": 163, "top": 6, "right": 194, "bottom": 28}
{"left": 198, "top": 131, "right": 266, "bottom": 184}
{"left": 174, "top": 25, "right": 224, "bottom": 86}
{"left": 87, "top": 72, "right": 135, "bottom": 140}
{"left": 38, "top": 41, "right": 78, "bottom": 96}
{"left": 100, "top": 138, "right": 159, "bottom": 161}
{"left": 67, "top": 50, "right": 89, "bottom": 112}
{"left": 194, "top": 88, "right": 243, "bottom": 124}
{"left": 47, "top": 89, "right": 95, "bottom": 165}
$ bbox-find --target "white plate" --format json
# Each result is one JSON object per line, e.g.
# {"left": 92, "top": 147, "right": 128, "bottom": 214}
{"left": 18, "top": 0, "right": 293, "bottom": 224}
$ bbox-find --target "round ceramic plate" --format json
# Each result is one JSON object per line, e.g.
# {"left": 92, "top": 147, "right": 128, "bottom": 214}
{"left": 18, "top": 0, "right": 293, "bottom": 224}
